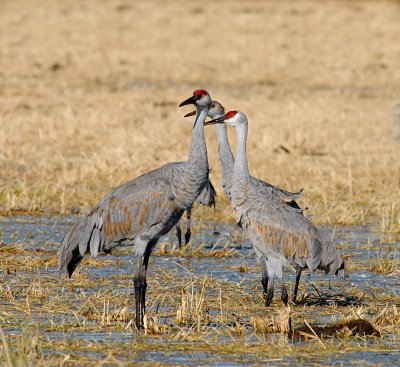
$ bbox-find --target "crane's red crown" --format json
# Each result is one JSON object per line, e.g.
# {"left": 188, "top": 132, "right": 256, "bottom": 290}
{"left": 225, "top": 111, "right": 238, "bottom": 119}
{"left": 193, "top": 89, "right": 208, "bottom": 98}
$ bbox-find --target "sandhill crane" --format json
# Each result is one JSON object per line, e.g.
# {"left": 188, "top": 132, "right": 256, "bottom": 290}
{"left": 184, "top": 101, "right": 234, "bottom": 198}
{"left": 207, "top": 110, "right": 346, "bottom": 306}
{"left": 189, "top": 101, "right": 304, "bottom": 303}
{"left": 59, "top": 89, "right": 213, "bottom": 329}
{"left": 189, "top": 102, "right": 302, "bottom": 205}
{"left": 174, "top": 101, "right": 231, "bottom": 247}
{"left": 175, "top": 178, "right": 216, "bottom": 247}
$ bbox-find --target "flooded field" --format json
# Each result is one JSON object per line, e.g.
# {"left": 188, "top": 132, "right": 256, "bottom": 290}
{"left": 1, "top": 0, "right": 400, "bottom": 365}
{"left": 0, "top": 216, "right": 399, "bottom": 366}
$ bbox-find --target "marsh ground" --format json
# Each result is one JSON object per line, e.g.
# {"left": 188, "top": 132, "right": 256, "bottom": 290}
{"left": 1, "top": 0, "right": 400, "bottom": 365}
{"left": 0, "top": 215, "right": 399, "bottom": 366}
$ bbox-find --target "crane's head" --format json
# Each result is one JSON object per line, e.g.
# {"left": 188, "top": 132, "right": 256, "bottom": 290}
{"left": 205, "top": 110, "right": 247, "bottom": 127}
{"left": 208, "top": 101, "right": 225, "bottom": 119}
{"left": 179, "top": 89, "right": 212, "bottom": 109}
{"left": 183, "top": 100, "right": 225, "bottom": 121}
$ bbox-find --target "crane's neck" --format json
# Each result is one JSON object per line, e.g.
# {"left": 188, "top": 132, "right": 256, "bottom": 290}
{"left": 233, "top": 122, "right": 250, "bottom": 184}
{"left": 216, "top": 123, "right": 234, "bottom": 198}
{"left": 216, "top": 123, "right": 234, "bottom": 171}
{"left": 188, "top": 107, "right": 209, "bottom": 171}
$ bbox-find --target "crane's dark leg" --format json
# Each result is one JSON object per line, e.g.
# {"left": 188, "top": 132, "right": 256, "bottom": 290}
{"left": 292, "top": 265, "right": 303, "bottom": 303}
{"left": 134, "top": 265, "right": 144, "bottom": 329}
{"left": 184, "top": 206, "right": 192, "bottom": 245}
{"left": 261, "top": 261, "right": 269, "bottom": 303}
{"left": 134, "top": 260, "right": 146, "bottom": 329}
{"left": 281, "top": 282, "right": 289, "bottom": 306}
{"left": 176, "top": 223, "right": 182, "bottom": 248}
{"left": 265, "top": 276, "right": 274, "bottom": 307}
{"left": 134, "top": 245, "right": 153, "bottom": 330}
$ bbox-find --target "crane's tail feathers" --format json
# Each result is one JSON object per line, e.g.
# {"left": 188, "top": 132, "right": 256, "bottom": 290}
{"left": 208, "top": 180, "right": 217, "bottom": 207}
{"left": 58, "top": 215, "right": 105, "bottom": 277}
{"left": 335, "top": 262, "right": 348, "bottom": 279}
{"left": 281, "top": 188, "right": 303, "bottom": 206}
{"left": 291, "top": 188, "right": 304, "bottom": 200}
{"left": 319, "top": 238, "right": 347, "bottom": 278}
{"left": 196, "top": 179, "right": 217, "bottom": 207}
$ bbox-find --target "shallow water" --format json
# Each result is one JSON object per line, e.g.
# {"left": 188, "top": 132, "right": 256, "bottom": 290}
{"left": 0, "top": 215, "right": 399, "bottom": 366}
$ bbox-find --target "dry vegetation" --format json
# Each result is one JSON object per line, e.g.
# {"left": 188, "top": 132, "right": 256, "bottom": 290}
{"left": 0, "top": 240, "right": 399, "bottom": 366}
{"left": 0, "top": 0, "right": 399, "bottom": 226}
{"left": 1, "top": 0, "right": 400, "bottom": 365}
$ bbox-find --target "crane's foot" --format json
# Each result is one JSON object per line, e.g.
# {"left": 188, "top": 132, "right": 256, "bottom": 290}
{"left": 261, "top": 264, "right": 269, "bottom": 302}
{"left": 264, "top": 287, "right": 274, "bottom": 307}
{"left": 292, "top": 265, "right": 302, "bottom": 305}
{"left": 184, "top": 229, "right": 191, "bottom": 245}
{"left": 176, "top": 227, "right": 182, "bottom": 248}
{"left": 134, "top": 277, "right": 146, "bottom": 330}
{"left": 135, "top": 320, "right": 144, "bottom": 330}
{"left": 281, "top": 284, "right": 289, "bottom": 306}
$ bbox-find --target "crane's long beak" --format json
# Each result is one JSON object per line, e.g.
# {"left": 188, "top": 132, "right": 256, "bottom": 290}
{"left": 184, "top": 110, "right": 196, "bottom": 118}
{"left": 179, "top": 96, "right": 197, "bottom": 107}
{"left": 204, "top": 115, "right": 226, "bottom": 126}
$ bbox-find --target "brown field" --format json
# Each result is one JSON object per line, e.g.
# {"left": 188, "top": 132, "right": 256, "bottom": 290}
{"left": 1, "top": 2, "right": 400, "bottom": 364}
{"left": 1, "top": 0, "right": 400, "bottom": 225}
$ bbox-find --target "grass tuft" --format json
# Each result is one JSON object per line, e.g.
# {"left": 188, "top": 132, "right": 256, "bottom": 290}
{"left": 371, "top": 249, "right": 398, "bottom": 274}
{"left": 0, "top": 328, "right": 54, "bottom": 367}
{"left": 251, "top": 307, "right": 291, "bottom": 334}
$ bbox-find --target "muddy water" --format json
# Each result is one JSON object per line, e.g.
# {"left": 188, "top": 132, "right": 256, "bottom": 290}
{"left": 0, "top": 216, "right": 399, "bottom": 366}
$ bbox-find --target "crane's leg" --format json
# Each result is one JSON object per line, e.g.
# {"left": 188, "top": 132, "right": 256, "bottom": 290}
{"left": 281, "top": 282, "right": 289, "bottom": 306}
{"left": 184, "top": 206, "right": 192, "bottom": 245}
{"left": 265, "top": 276, "right": 274, "bottom": 307}
{"left": 292, "top": 265, "right": 303, "bottom": 303}
{"left": 134, "top": 245, "right": 153, "bottom": 330}
{"left": 261, "top": 261, "right": 269, "bottom": 302}
{"left": 176, "top": 223, "right": 182, "bottom": 248}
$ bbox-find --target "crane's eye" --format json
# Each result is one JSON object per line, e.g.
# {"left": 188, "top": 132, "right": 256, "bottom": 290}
{"left": 225, "top": 111, "right": 238, "bottom": 119}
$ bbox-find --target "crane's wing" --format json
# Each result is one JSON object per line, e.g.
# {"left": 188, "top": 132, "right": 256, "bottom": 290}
{"left": 252, "top": 177, "right": 303, "bottom": 206}
{"left": 195, "top": 179, "right": 216, "bottom": 207}
{"left": 59, "top": 173, "right": 177, "bottom": 277}
{"left": 238, "top": 190, "right": 344, "bottom": 276}
{"left": 239, "top": 200, "right": 321, "bottom": 267}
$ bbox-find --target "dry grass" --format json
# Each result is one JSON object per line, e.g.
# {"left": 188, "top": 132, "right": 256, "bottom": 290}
{"left": 0, "top": 237, "right": 399, "bottom": 365}
{"left": 0, "top": 0, "right": 399, "bottom": 226}
{"left": 155, "top": 239, "right": 241, "bottom": 258}
{"left": 1, "top": 243, "right": 399, "bottom": 365}
{"left": 370, "top": 249, "right": 399, "bottom": 274}
{"left": 251, "top": 307, "right": 291, "bottom": 334}
{"left": 1, "top": 0, "right": 400, "bottom": 364}
{"left": 0, "top": 327, "right": 55, "bottom": 367}
{"left": 374, "top": 304, "right": 400, "bottom": 327}
{"left": 176, "top": 277, "right": 209, "bottom": 327}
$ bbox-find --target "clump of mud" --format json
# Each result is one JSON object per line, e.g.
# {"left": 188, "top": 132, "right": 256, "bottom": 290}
{"left": 291, "top": 319, "right": 380, "bottom": 339}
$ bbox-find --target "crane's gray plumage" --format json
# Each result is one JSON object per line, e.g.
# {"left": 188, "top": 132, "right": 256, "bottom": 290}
{"left": 175, "top": 177, "right": 216, "bottom": 246}
{"left": 173, "top": 101, "right": 235, "bottom": 246}
{"left": 195, "top": 177, "right": 217, "bottom": 207}
{"left": 211, "top": 102, "right": 302, "bottom": 206}
{"left": 59, "top": 89, "right": 213, "bottom": 328}
{"left": 209, "top": 102, "right": 303, "bottom": 303}
{"left": 208, "top": 110, "right": 346, "bottom": 306}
